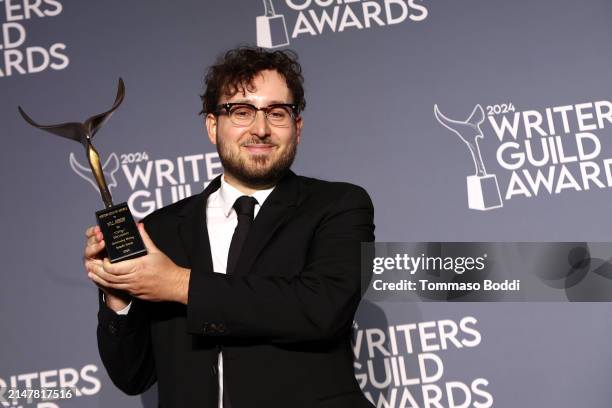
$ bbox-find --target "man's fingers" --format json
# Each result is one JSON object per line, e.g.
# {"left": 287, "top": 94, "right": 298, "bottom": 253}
{"left": 88, "top": 270, "right": 131, "bottom": 291}
{"left": 85, "top": 225, "right": 132, "bottom": 292}
{"left": 84, "top": 258, "right": 102, "bottom": 273}
{"left": 84, "top": 225, "right": 105, "bottom": 260}
{"left": 84, "top": 239, "right": 105, "bottom": 258}
{"left": 85, "top": 225, "right": 100, "bottom": 238}
{"left": 102, "top": 257, "right": 136, "bottom": 275}
{"left": 90, "top": 262, "right": 132, "bottom": 285}
{"left": 86, "top": 234, "right": 101, "bottom": 246}
{"left": 86, "top": 234, "right": 104, "bottom": 247}
{"left": 138, "top": 223, "right": 159, "bottom": 253}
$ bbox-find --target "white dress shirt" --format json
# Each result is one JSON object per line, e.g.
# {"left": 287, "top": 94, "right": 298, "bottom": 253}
{"left": 112, "top": 175, "right": 275, "bottom": 408}
{"left": 206, "top": 176, "right": 274, "bottom": 408}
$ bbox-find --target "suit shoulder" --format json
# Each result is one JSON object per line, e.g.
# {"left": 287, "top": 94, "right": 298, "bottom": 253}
{"left": 141, "top": 192, "right": 203, "bottom": 225}
{"left": 296, "top": 175, "right": 372, "bottom": 206}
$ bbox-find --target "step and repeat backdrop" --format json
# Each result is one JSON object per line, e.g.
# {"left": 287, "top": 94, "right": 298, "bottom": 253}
{"left": 2, "top": 1, "right": 612, "bottom": 407}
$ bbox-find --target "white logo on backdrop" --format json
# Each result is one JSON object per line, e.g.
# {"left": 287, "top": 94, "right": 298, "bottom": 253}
{"left": 434, "top": 100, "right": 612, "bottom": 210}
{"left": 255, "top": 0, "right": 429, "bottom": 48}
{"left": 352, "top": 317, "right": 494, "bottom": 408}
{"left": 434, "top": 104, "right": 503, "bottom": 211}
{"left": 0, "top": 363, "right": 101, "bottom": 407}
{"left": 69, "top": 151, "right": 222, "bottom": 218}
{"left": 0, "top": 0, "right": 69, "bottom": 78}
{"left": 256, "top": 0, "right": 290, "bottom": 48}
{"left": 69, "top": 152, "right": 120, "bottom": 193}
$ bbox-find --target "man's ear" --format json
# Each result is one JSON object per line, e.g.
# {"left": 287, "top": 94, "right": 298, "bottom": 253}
{"left": 295, "top": 116, "right": 303, "bottom": 144}
{"left": 205, "top": 113, "right": 218, "bottom": 145}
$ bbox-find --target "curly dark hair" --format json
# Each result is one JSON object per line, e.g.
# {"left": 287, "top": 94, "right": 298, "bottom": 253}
{"left": 200, "top": 46, "right": 305, "bottom": 115}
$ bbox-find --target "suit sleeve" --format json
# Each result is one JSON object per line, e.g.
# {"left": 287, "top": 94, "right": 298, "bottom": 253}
{"left": 97, "top": 290, "right": 157, "bottom": 394}
{"left": 186, "top": 185, "right": 375, "bottom": 343}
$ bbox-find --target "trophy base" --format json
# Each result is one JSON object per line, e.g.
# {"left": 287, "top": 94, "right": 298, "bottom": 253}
{"left": 466, "top": 175, "right": 503, "bottom": 211}
{"left": 96, "top": 202, "right": 147, "bottom": 263}
{"left": 256, "top": 15, "right": 290, "bottom": 48}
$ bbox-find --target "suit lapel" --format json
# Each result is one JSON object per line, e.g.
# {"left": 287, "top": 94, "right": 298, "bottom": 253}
{"left": 232, "top": 171, "right": 301, "bottom": 276}
{"left": 177, "top": 176, "right": 221, "bottom": 274}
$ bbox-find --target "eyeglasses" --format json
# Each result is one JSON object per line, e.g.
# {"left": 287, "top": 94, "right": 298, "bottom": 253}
{"left": 215, "top": 103, "right": 298, "bottom": 128}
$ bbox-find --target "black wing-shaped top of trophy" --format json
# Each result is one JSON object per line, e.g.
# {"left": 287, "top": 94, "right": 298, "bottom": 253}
{"left": 18, "top": 78, "right": 147, "bottom": 263}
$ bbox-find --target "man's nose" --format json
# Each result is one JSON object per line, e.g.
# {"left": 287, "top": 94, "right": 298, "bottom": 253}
{"left": 250, "top": 110, "right": 271, "bottom": 137}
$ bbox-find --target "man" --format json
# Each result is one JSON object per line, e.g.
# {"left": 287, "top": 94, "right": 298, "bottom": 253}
{"left": 84, "top": 47, "right": 375, "bottom": 408}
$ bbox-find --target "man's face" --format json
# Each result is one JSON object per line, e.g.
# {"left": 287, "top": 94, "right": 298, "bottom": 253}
{"left": 205, "top": 69, "right": 303, "bottom": 189}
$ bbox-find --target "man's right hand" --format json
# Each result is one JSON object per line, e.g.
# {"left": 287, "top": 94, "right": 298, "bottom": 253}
{"left": 84, "top": 225, "right": 131, "bottom": 312}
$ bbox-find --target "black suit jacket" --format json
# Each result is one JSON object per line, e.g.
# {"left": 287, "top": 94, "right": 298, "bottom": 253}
{"left": 97, "top": 171, "right": 375, "bottom": 408}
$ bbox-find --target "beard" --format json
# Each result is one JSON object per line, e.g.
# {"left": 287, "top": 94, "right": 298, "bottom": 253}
{"left": 216, "top": 136, "right": 297, "bottom": 188}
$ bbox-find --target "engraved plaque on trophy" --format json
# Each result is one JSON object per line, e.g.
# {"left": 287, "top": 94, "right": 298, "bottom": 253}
{"left": 18, "top": 79, "right": 147, "bottom": 262}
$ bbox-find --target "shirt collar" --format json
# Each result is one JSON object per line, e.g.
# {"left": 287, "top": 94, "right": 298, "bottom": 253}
{"left": 219, "top": 175, "right": 275, "bottom": 217}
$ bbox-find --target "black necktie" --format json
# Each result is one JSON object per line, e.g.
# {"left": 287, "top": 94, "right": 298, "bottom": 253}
{"left": 224, "top": 196, "right": 257, "bottom": 408}
{"left": 226, "top": 195, "right": 258, "bottom": 275}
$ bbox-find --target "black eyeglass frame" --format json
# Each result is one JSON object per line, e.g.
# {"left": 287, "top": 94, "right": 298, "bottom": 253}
{"left": 214, "top": 102, "right": 299, "bottom": 126}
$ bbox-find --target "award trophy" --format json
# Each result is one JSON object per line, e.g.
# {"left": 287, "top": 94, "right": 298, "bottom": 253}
{"left": 18, "top": 79, "right": 147, "bottom": 262}
{"left": 256, "top": 0, "right": 290, "bottom": 49}
{"left": 434, "top": 104, "right": 503, "bottom": 211}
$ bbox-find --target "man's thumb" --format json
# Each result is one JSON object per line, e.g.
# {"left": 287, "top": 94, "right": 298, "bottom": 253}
{"left": 137, "top": 223, "right": 159, "bottom": 253}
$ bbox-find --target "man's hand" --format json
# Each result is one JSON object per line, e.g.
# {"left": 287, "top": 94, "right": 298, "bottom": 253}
{"left": 84, "top": 225, "right": 132, "bottom": 311}
{"left": 87, "top": 223, "right": 190, "bottom": 305}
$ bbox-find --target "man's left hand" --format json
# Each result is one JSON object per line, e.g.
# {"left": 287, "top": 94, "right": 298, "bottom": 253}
{"left": 87, "top": 223, "right": 190, "bottom": 304}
